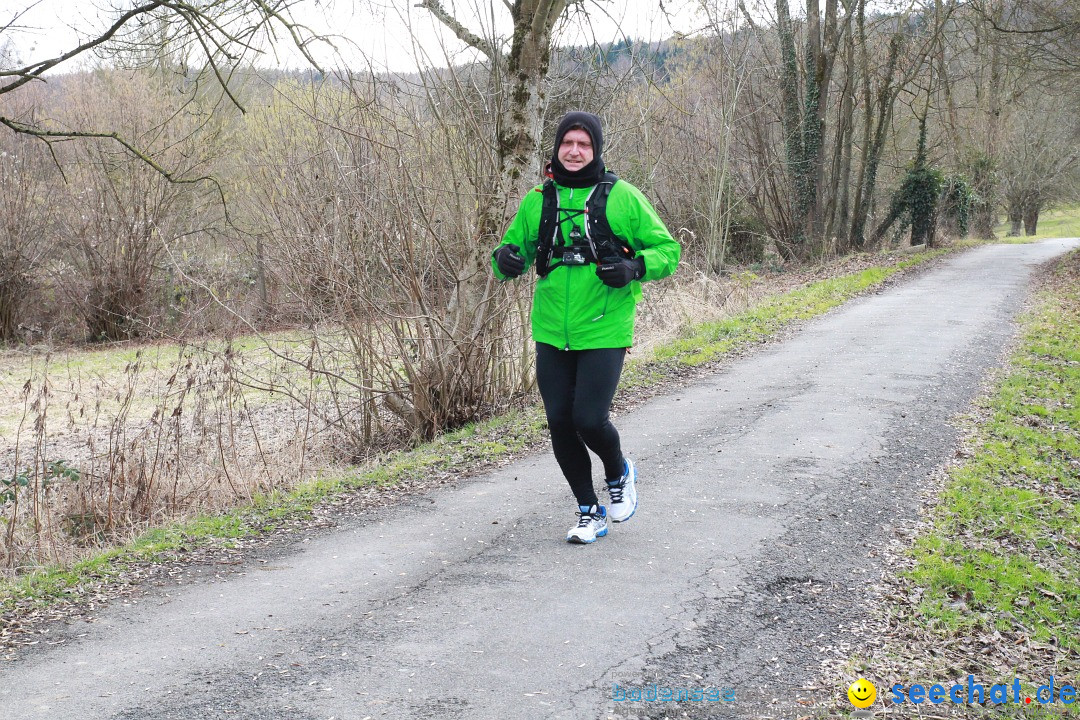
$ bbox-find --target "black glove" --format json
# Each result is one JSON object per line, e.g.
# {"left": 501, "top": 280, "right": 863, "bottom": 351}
{"left": 494, "top": 243, "right": 525, "bottom": 279}
{"left": 596, "top": 256, "right": 645, "bottom": 288}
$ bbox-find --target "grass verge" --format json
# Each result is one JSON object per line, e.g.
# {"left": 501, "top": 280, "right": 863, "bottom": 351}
{"left": 641, "top": 255, "right": 943, "bottom": 370}
{"left": 0, "top": 248, "right": 947, "bottom": 623}
{"left": 0, "top": 404, "right": 549, "bottom": 617}
{"left": 836, "top": 248, "right": 1080, "bottom": 718}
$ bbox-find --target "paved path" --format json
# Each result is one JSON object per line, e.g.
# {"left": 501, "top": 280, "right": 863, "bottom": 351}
{"left": 2, "top": 239, "right": 1077, "bottom": 720}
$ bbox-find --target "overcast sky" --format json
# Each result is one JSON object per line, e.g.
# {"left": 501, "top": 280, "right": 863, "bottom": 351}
{"left": 3, "top": 0, "right": 714, "bottom": 74}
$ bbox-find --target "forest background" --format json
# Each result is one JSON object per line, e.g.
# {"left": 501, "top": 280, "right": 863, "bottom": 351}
{"left": 0, "top": 0, "right": 1077, "bottom": 572}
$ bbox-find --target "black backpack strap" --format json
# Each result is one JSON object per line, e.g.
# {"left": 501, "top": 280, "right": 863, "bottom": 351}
{"left": 536, "top": 180, "right": 560, "bottom": 278}
{"left": 586, "top": 171, "right": 635, "bottom": 262}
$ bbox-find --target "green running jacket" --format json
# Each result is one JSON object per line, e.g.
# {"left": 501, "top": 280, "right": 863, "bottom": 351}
{"left": 492, "top": 179, "right": 681, "bottom": 350}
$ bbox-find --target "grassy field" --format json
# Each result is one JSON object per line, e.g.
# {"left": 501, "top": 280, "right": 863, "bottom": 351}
{"left": 994, "top": 206, "right": 1080, "bottom": 242}
{"left": 0, "top": 329, "right": 320, "bottom": 437}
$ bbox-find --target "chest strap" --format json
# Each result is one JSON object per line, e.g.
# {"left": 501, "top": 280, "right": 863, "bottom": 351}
{"left": 535, "top": 172, "right": 633, "bottom": 278}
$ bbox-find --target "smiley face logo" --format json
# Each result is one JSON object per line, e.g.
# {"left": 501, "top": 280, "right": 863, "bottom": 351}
{"left": 847, "top": 678, "right": 876, "bottom": 708}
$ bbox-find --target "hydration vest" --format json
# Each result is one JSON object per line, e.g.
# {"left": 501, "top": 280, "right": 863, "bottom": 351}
{"left": 535, "top": 171, "right": 636, "bottom": 278}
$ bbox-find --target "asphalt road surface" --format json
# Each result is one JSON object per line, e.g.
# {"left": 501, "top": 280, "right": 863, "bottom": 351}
{"left": 3, "top": 239, "right": 1077, "bottom": 720}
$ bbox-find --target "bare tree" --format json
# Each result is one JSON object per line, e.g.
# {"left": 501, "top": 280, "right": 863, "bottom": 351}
{"left": 51, "top": 70, "right": 226, "bottom": 340}
{"left": 1, "top": 0, "right": 322, "bottom": 174}
{"left": 648, "top": 10, "right": 757, "bottom": 272}
{"left": 418, "top": 0, "right": 568, "bottom": 205}
{"left": 847, "top": 1, "right": 948, "bottom": 249}
{"left": 961, "top": 0, "right": 1079, "bottom": 236}
{"left": 999, "top": 93, "right": 1080, "bottom": 236}
{"left": 846, "top": 12, "right": 905, "bottom": 250}
{"left": 975, "top": 0, "right": 1080, "bottom": 76}
{"left": 341, "top": 0, "right": 573, "bottom": 436}
{"left": 0, "top": 99, "right": 57, "bottom": 340}
{"left": 234, "top": 67, "right": 536, "bottom": 443}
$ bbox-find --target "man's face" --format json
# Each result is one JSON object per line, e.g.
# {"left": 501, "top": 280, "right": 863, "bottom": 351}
{"left": 558, "top": 128, "right": 594, "bottom": 172}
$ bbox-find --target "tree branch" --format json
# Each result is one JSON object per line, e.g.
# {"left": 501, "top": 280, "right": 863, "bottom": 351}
{"left": 168, "top": 3, "right": 249, "bottom": 113}
{"left": 534, "top": 0, "right": 568, "bottom": 38}
{"left": 0, "top": 1, "right": 169, "bottom": 96}
{"left": 0, "top": 115, "right": 229, "bottom": 222}
{"left": 416, "top": 0, "right": 499, "bottom": 60}
{"left": 250, "top": 0, "right": 325, "bottom": 73}
{"left": 984, "top": 14, "right": 1075, "bottom": 35}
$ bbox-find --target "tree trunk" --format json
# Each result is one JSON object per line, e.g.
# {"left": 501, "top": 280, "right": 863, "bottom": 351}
{"left": 1022, "top": 192, "right": 1040, "bottom": 235}
{"left": 454, "top": 0, "right": 563, "bottom": 359}
{"left": 255, "top": 236, "right": 269, "bottom": 321}
{"left": 1006, "top": 195, "right": 1023, "bottom": 236}
{"left": 776, "top": 0, "right": 844, "bottom": 257}
{"left": 937, "top": 0, "right": 963, "bottom": 153}
{"left": 911, "top": 206, "right": 936, "bottom": 247}
{"left": 1023, "top": 210, "right": 1038, "bottom": 236}
{"left": 776, "top": 0, "right": 806, "bottom": 215}
{"left": 970, "top": 154, "right": 999, "bottom": 239}
{"left": 826, "top": 21, "right": 856, "bottom": 248}
{"left": 801, "top": 0, "right": 824, "bottom": 246}
{"left": 421, "top": 0, "right": 564, "bottom": 232}
{"left": 971, "top": 3, "right": 1005, "bottom": 240}
{"left": 428, "top": 0, "right": 565, "bottom": 331}
{"left": 405, "top": 0, "right": 567, "bottom": 438}
{"left": 499, "top": 2, "right": 562, "bottom": 193}
{"left": 849, "top": 29, "right": 902, "bottom": 249}
{"left": 972, "top": 206, "right": 998, "bottom": 238}
{"left": 0, "top": 261, "right": 28, "bottom": 342}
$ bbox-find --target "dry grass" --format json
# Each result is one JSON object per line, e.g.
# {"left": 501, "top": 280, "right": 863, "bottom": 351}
{"left": 0, "top": 338, "right": 341, "bottom": 575}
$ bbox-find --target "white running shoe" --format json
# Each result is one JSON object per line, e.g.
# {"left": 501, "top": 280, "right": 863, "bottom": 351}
{"left": 606, "top": 458, "right": 638, "bottom": 522}
{"left": 566, "top": 504, "right": 608, "bottom": 544}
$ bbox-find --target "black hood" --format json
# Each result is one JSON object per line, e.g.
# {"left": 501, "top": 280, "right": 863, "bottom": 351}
{"left": 550, "top": 111, "right": 604, "bottom": 188}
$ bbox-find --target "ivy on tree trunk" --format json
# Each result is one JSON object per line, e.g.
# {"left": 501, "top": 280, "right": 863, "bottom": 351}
{"left": 775, "top": 0, "right": 845, "bottom": 259}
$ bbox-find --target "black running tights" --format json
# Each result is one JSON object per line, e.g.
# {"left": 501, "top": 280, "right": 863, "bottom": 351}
{"left": 535, "top": 342, "right": 627, "bottom": 507}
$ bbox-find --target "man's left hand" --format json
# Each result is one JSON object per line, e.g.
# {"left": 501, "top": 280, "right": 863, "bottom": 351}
{"left": 596, "top": 257, "right": 645, "bottom": 288}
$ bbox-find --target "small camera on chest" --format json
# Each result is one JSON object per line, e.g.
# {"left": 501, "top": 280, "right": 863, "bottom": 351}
{"left": 562, "top": 226, "right": 589, "bottom": 265}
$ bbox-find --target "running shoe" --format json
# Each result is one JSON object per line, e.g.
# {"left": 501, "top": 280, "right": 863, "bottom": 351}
{"left": 566, "top": 504, "right": 608, "bottom": 544}
{"left": 606, "top": 458, "right": 638, "bottom": 522}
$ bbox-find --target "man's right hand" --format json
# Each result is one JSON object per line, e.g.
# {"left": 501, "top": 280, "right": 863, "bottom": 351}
{"left": 494, "top": 244, "right": 526, "bottom": 279}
